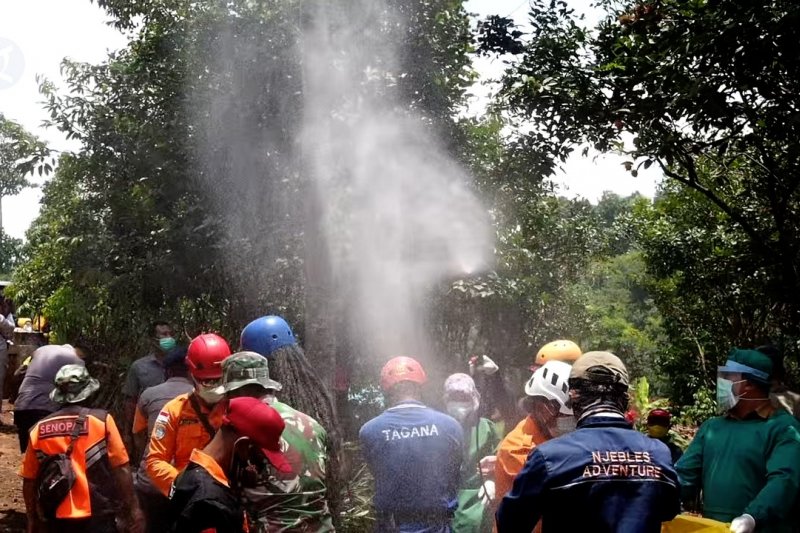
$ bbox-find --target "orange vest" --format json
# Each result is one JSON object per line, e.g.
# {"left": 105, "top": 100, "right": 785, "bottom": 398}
{"left": 20, "top": 407, "right": 129, "bottom": 519}
{"left": 494, "top": 416, "right": 550, "bottom": 532}
{"left": 144, "top": 392, "right": 225, "bottom": 495}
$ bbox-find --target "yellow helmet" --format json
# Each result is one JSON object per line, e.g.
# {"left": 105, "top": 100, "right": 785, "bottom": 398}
{"left": 534, "top": 340, "right": 582, "bottom": 366}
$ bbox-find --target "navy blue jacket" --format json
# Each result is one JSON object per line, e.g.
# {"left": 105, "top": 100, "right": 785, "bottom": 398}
{"left": 360, "top": 400, "right": 464, "bottom": 532}
{"left": 497, "top": 416, "right": 680, "bottom": 533}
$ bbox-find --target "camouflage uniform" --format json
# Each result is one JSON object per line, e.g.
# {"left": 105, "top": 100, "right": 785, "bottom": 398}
{"left": 218, "top": 352, "right": 335, "bottom": 532}
{"left": 242, "top": 400, "right": 334, "bottom": 532}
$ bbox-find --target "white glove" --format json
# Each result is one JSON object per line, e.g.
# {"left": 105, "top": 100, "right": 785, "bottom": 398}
{"left": 478, "top": 480, "right": 495, "bottom": 505}
{"left": 730, "top": 514, "right": 755, "bottom": 533}
{"left": 469, "top": 355, "right": 499, "bottom": 376}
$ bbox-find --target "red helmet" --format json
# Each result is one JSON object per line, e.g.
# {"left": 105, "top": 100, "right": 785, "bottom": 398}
{"left": 380, "top": 356, "right": 427, "bottom": 391}
{"left": 647, "top": 408, "right": 672, "bottom": 426}
{"left": 187, "top": 333, "right": 231, "bottom": 379}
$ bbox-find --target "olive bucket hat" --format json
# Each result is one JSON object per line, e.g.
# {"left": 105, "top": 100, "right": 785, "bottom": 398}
{"left": 215, "top": 351, "right": 283, "bottom": 395}
{"left": 50, "top": 364, "right": 100, "bottom": 404}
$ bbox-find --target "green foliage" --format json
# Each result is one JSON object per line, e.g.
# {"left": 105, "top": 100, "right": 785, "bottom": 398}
{"left": 0, "top": 113, "right": 51, "bottom": 198}
{"left": 627, "top": 377, "right": 670, "bottom": 430}
{"left": 678, "top": 386, "right": 717, "bottom": 428}
{"left": 0, "top": 231, "right": 23, "bottom": 277}
{"left": 14, "top": 0, "right": 477, "bottom": 364}
{"left": 577, "top": 252, "right": 665, "bottom": 389}
{"left": 338, "top": 458, "right": 376, "bottom": 532}
{"left": 482, "top": 0, "right": 800, "bottom": 355}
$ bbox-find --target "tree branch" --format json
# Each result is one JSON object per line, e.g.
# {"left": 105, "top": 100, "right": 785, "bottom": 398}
{"left": 656, "top": 157, "right": 773, "bottom": 257}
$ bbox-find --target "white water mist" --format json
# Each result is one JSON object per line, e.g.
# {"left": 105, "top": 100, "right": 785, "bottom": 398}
{"left": 301, "top": 1, "right": 493, "bottom": 361}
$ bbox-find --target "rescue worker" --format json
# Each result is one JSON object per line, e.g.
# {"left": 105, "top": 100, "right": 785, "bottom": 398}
{"left": 757, "top": 344, "right": 800, "bottom": 419}
{"left": 132, "top": 347, "right": 194, "bottom": 532}
{"left": 494, "top": 360, "right": 572, "bottom": 516}
{"left": 20, "top": 365, "right": 144, "bottom": 533}
{"left": 676, "top": 349, "right": 800, "bottom": 533}
{"left": 14, "top": 343, "right": 86, "bottom": 452}
{"left": 240, "top": 315, "right": 343, "bottom": 523}
{"left": 122, "top": 321, "right": 175, "bottom": 449}
{"left": 531, "top": 339, "right": 582, "bottom": 371}
{"left": 497, "top": 351, "right": 680, "bottom": 532}
{"left": 169, "top": 396, "right": 291, "bottom": 533}
{"left": 216, "top": 351, "right": 335, "bottom": 532}
{"left": 359, "top": 356, "right": 464, "bottom": 532}
{"left": 145, "top": 333, "right": 231, "bottom": 496}
{"left": 645, "top": 408, "right": 683, "bottom": 464}
{"left": 443, "top": 373, "right": 500, "bottom": 533}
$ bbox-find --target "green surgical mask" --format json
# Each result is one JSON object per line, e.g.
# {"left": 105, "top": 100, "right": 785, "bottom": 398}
{"left": 716, "top": 377, "right": 744, "bottom": 414}
{"left": 159, "top": 336, "right": 177, "bottom": 352}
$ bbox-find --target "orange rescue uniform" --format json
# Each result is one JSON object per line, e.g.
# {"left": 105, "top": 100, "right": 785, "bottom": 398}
{"left": 20, "top": 407, "right": 129, "bottom": 519}
{"left": 494, "top": 416, "right": 550, "bottom": 533}
{"left": 132, "top": 403, "right": 150, "bottom": 435}
{"left": 145, "top": 392, "right": 225, "bottom": 495}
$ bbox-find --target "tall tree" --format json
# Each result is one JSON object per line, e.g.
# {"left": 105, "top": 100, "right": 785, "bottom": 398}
{"left": 480, "top": 0, "right": 800, "bottom": 342}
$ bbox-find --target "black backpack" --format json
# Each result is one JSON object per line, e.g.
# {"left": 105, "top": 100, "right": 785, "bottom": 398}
{"left": 35, "top": 410, "right": 87, "bottom": 520}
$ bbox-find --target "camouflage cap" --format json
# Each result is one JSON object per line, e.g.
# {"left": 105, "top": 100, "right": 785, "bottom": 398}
{"left": 215, "top": 351, "right": 282, "bottom": 395}
{"left": 49, "top": 364, "right": 100, "bottom": 404}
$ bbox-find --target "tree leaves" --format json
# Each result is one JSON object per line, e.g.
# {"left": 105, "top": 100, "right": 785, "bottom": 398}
{"left": 0, "top": 114, "right": 51, "bottom": 198}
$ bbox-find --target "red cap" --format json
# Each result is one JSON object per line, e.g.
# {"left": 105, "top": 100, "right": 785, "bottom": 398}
{"left": 223, "top": 397, "right": 291, "bottom": 473}
{"left": 647, "top": 408, "right": 672, "bottom": 425}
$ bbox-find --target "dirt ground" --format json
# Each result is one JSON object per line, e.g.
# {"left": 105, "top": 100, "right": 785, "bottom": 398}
{"left": 0, "top": 401, "right": 27, "bottom": 532}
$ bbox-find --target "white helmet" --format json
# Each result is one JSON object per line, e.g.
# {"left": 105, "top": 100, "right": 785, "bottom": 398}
{"left": 524, "top": 360, "right": 572, "bottom": 415}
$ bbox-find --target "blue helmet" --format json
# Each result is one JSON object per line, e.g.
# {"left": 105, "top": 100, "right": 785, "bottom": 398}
{"left": 240, "top": 315, "right": 296, "bottom": 358}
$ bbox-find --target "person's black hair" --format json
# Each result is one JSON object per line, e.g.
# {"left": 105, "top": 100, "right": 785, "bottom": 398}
{"left": 756, "top": 344, "right": 784, "bottom": 379}
{"left": 149, "top": 321, "right": 172, "bottom": 338}
{"left": 72, "top": 336, "right": 94, "bottom": 357}
{"left": 269, "top": 343, "right": 342, "bottom": 525}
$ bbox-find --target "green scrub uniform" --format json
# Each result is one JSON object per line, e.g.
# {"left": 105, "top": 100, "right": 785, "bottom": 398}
{"left": 452, "top": 417, "right": 501, "bottom": 533}
{"left": 676, "top": 409, "right": 800, "bottom": 533}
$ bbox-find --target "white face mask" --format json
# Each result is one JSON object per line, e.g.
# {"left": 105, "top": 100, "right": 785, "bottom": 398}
{"left": 716, "top": 377, "right": 745, "bottom": 414}
{"left": 196, "top": 383, "right": 224, "bottom": 405}
{"left": 554, "top": 416, "right": 577, "bottom": 436}
{"left": 446, "top": 401, "right": 475, "bottom": 424}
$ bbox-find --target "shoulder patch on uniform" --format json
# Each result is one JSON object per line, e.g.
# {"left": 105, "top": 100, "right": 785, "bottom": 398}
{"left": 155, "top": 410, "right": 170, "bottom": 425}
{"left": 154, "top": 424, "right": 167, "bottom": 440}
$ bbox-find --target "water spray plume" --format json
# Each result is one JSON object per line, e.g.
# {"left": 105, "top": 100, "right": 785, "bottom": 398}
{"left": 302, "top": 1, "right": 493, "bottom": 362}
